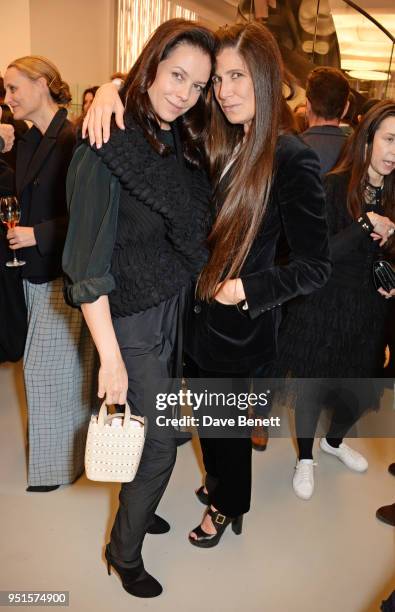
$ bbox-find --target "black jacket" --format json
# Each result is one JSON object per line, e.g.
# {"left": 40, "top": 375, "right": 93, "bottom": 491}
{"left": 0, "top": 158, "right": 14, "bottom": 197}
{"left": 16, "top": 107, "right": 75, "bottom": 281}
{"left": 185, "top": 134, "right": 332, "bottom": 373}
{"left": 301, "top": 125, "right": 348, "bottom": 175}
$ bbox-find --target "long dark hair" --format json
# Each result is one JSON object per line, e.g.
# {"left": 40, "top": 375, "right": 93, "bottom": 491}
{"left": 332, "top": 99, "right": 395, "bottom": 221}
{"left": 197, "top": 21, "right": 286, "bottom": 300}
{"left": 121, "top": 18, "right": 215, "bottom": 167}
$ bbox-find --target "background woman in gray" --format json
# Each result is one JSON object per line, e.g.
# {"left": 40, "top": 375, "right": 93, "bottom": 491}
{"left": 3, "top": 55, "right": 95, "bottom": 492}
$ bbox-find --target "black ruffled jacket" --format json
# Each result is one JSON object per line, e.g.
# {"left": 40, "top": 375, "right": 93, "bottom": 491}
{"left": 185, "top": 134, "right": 332, "bottom": 373}
{"left": 62, "top": 119, "right": 211, "bottom": 316}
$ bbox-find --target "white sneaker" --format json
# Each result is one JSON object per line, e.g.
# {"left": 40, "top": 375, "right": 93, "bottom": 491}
{"left": 319, "top": 438, "right": 368, "bottom": 472}
{"left": 293, "top": 459, "right": 316, "bottom": 500}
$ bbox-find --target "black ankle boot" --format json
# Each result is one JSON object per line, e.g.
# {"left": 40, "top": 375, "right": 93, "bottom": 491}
{"left": 105, "top": 545, "right": 162, "bottom": 598}
{"left": 147, "top": 514, "right": 170, "bottom": 534}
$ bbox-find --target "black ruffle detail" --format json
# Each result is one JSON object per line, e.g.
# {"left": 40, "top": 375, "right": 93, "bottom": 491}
{"left": 93, "top": 122, "right": 211, "bottom": 274}
{"left": 273, "top": 283, "right": 389, "bottom": 378}
{"left": 91, "top": 121, "right": 211, "bottom": 316}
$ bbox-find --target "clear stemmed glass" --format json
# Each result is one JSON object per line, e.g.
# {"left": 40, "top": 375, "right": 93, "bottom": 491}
{"left": 0, "top": 196, "right": 26, "bottom": 267}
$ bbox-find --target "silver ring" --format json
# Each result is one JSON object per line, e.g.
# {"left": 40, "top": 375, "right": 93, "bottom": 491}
{"left": 388, "top": 227, "right": 395, "bottom": 236}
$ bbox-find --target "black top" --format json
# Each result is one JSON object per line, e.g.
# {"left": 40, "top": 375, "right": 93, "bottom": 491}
{"left": 185, "top": 134, "right": 332, "bottom": 373}
{"left": 273, "top": 171, "right": 391, "bottom": 378}
{"left": 301, "top": 125, "right": 348, "bottom": 175}
{"left": 63, "top": 118, "right": 212, "bottom": 316}
{"left": 0, "top": 108, "right": 75, "bottom": 276}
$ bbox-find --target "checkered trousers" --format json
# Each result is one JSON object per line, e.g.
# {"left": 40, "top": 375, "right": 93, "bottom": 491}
{"left": 23, "top": 278, "right": 97, "bottom": 486}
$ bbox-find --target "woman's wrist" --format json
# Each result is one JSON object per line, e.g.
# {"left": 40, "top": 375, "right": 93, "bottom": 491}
{"left": 358, "top": 213, "right": 374, "bottom": 233}
{"left": 99, "top": 346, "right": 123, "bottom": 366}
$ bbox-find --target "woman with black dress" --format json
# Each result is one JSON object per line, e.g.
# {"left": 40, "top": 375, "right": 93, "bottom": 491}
{"left": 63, "top": 20, "right": 214, "bottom": 598}
{"left": 276, "top": 100, "right": 395, "bottom": 500}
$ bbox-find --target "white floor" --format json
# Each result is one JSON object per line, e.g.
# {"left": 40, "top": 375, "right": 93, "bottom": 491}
{"left": 0, "top": 361, "right": 394, "bottom": 612}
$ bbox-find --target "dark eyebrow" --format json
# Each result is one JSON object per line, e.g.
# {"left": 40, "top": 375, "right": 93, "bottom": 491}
{"left": 173, "top": 65, "right": 207, "bottom": 86}
{"left": 213, "top": 68, "right": 247, "bottom": 77}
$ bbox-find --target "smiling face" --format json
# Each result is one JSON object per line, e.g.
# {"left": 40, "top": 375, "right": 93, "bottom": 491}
{"left": 368, "top": 116, "right": 395, "bottom": 184}
{"left": 4, "top": 66, "right": 44, "bottom": 121}
{"left": 212, "top": 47, "right": 255, "bottom": 131}
{"left": 147, "top": 42, "right": 211, "bottom": 129}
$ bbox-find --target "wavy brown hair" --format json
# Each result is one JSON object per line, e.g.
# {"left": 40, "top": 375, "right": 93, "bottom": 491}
{"left": 120, "top": 18, "right": 215, "bottom": 167}
{"left": 197, "top": 22, "right": 287, "bottom": 300}
{"left": 7, "top": 55, "right": 71, "bottom": 105}
{"left": 331, "top": 99, "right": 395, "bottom": 222}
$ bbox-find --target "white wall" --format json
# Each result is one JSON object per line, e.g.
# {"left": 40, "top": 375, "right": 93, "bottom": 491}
{"left": 0, "top": 0, "right": 31, "bottom": 76}
{"left": 29, "top": 0, "right": 116, "bottom": 110}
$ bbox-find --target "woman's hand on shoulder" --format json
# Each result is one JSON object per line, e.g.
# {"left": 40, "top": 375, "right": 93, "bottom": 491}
{"left": 82, "top": 82, "right": 125, "bottom": 148}
{"left": 98, "top": 352, "right": 129, "bottom": 405}
{"left": 214, "top": 279, "right": 246, "bottom": 305}
{"left": 366, "top": 212, "right": 395, "bottom": 246}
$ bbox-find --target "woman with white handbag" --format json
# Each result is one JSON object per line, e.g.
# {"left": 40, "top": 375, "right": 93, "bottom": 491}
{"left": 63, "top": 19, "right": 214, "bottom": 599}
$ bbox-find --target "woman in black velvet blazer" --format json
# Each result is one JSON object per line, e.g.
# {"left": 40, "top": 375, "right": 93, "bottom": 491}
{"left": 183, "top": 22, "right": 331, "bottom": 547}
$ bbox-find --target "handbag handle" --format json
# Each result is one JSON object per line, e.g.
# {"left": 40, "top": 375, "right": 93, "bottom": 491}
{"left": 97, "top": 401, "right": 144, "bottom": 430}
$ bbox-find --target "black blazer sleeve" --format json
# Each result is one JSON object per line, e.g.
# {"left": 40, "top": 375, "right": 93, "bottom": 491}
{"left": 0, "top": 158, "right": 15, "bottom": 196}
{"left": 62, "top": 145, "right": 120, "bottom": 306}
{"left": 324, "top": 173, "right": 372, "bottom": 263}
{"left": 241, "top": 144, "right": 332, "bottom": 320}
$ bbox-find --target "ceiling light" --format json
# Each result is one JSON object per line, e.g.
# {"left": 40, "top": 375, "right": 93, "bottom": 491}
{"left": 347, "top": 70, "right": 388, "bottom": 81}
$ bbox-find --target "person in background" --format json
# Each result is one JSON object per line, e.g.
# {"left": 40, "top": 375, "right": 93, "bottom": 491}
{"left": 0, "top": 77, "right": 29, "bottom": 170}
{"left": 0, "top": 119, "right": 14, "bottom": 153}
{"left": 275, "top": 100, "right": 395, "bottom": 500}
{"left": 3, "top": 55, "right": 96, "bottom": 492}
{"left": 293, "top": 102, "right": 308, "bottom": 133}
{"left": 73, "top": 86, "right": 99, "bottom": 131}
{"left": 357, "top": 98, "right": 380, "bottom": 123}
{"left": 302, "top": 66, "right": 350, "bottom": 174}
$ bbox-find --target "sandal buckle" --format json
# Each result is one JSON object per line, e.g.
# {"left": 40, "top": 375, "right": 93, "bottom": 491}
{"left": 215, "top": 513, "right": 226, "bottom": 525}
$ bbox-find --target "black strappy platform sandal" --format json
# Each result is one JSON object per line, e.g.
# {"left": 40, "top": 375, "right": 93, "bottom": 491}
{"left": 195, "top": 485, "right": 209, "bottom": 506}
{"left": 188, "top": 507, "right": 243, "bottom": 548}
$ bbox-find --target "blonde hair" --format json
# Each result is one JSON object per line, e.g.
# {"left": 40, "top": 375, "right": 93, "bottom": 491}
{"left": 7, "top": 55, "right": 72, "bottom": 105}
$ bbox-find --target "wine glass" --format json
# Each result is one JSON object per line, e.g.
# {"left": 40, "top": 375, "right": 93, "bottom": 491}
{"left": 0, "top": 196, "right": 26, "bottom": 267}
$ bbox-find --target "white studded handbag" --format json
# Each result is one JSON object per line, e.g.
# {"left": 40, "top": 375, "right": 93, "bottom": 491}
{"left": 85, "top": 401, "right": 145, "bottom": 482}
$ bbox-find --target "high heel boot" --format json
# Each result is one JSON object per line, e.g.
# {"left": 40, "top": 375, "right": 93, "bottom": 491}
{"left": 105, "top": 544, "right": 162, "bottom": 598}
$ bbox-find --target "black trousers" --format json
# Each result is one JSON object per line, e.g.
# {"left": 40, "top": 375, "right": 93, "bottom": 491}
{"left": 109, "top": 296, "right": 179, "bottom": 568}
{"left": 186, "top": 359, "right": 268, "bottom": 518}
{"left": 295, "top": 379, "right": 373, "bottom": 460}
